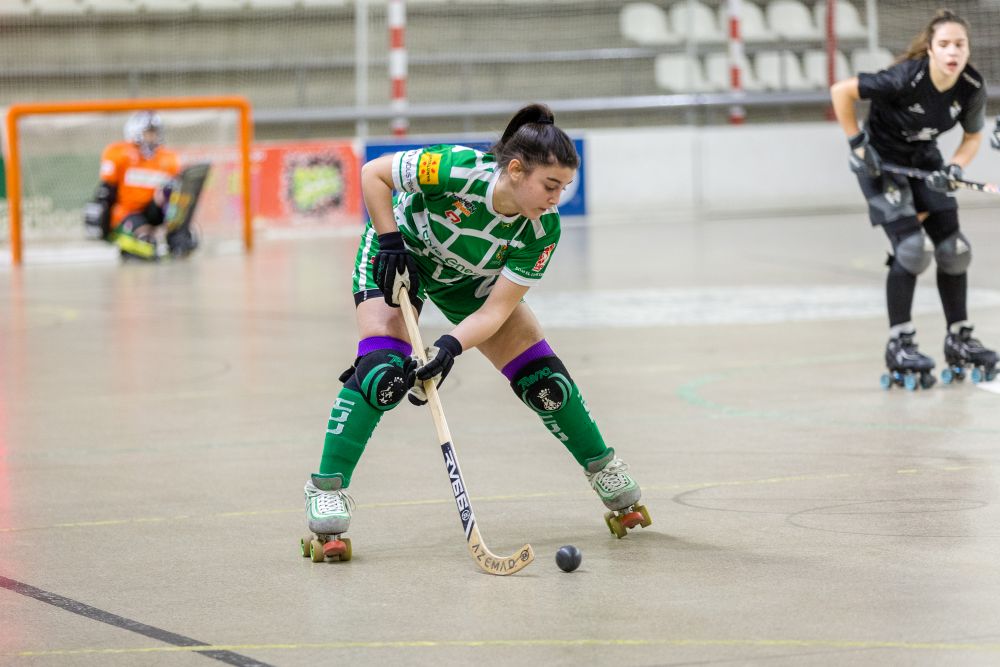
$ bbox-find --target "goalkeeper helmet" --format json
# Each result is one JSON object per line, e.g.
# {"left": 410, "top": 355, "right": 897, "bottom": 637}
{"left": 124, "top": 111, "right": 164, "bottom": 158}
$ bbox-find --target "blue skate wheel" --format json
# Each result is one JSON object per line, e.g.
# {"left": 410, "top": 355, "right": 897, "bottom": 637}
{"left": 988, "top": 368, "right": 998, "bottom": 382}
{"left": 879, "top": 373, "right": 892, "bottom": 390}
{"left": 972, "top": 367, "right": 984, "bottom": 384}
{"left": 903, "top": 374, "right": 918, "bottom": 391}
{"left": 940, "top": 368, "right": 954, "bottom": 384}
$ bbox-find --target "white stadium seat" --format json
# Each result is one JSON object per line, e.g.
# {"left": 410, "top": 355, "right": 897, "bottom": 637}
{"left": 812, "top": 0, "right": 867, "bottom": 40}
{"left": 620, "top": 2, "right": 680, "bottom": 46}
{"left": 139, "top": 0, "right": 194, "bottom": 12}
{"left": 765, "top": 0, "right": 822, "bottom": 40}
{"left": 851, "top": 46, "right": 894, "bottom": 74}
{"left": 754, "top": 50, "right": 813, "bottom": 90}
{"left": 86, "top": 0, "right": 138, "bottom": 14}
{"left": 654, "top": 53, "right": 713, "bottom": 93}
{"left": 704, "top": 51, "right": 765, "bottom": 92}
{"left": 667, "top": 0, "right": 725, "bottom": 43}
{"left": 196, "top": 0, "right": 246, "bottom": 10}
{"left": 802, "top": 48, "right": 850, "bottom": 88}
{"left": 716, "top": 1, "right": 777, "bottom": 43}
{"left": 33, "top": 0, "right": 89, "bottom": 15}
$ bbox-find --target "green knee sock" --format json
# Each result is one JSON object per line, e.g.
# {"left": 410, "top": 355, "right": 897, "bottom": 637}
{"left": 537, "top": 384, "right": 609, "bottom": 467}
{"left": 318, "top": 388, "right": 383, "bottom": 486}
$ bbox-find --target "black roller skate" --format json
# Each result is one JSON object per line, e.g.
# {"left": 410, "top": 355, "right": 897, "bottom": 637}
{"left": 941, "top": 325, "right": 998, "bottom": 384}
{"left": 881, "top": 332, "right": 936, "bottom": 391}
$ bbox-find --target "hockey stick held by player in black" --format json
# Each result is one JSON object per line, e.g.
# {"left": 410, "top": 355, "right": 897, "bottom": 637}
{"left": 881, "top": 162, "right": 1000, "bottom": 195}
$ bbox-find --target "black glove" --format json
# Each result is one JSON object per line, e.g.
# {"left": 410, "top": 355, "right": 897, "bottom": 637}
{"left": 925, "top": 163, "right": 963, "bottom": 193}
{"left": 848, "top": 130, "right": 882, "bottom": 178}
{"left": 409, "top": 334, "right": 462, "bottom": 405}
{"left": 990, "top": 116, "right": 1000, "bottom": 151}
{"left": 373, "top": 231, "right": 420, "bottom": 307}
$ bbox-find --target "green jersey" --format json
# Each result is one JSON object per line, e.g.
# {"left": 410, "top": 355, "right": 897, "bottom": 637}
{"left": 390, "top": 144, "right": 561, "bottom": 289}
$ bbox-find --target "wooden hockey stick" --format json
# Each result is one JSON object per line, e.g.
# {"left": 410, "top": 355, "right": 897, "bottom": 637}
{"left": 882, "top": 163, "right": 1000, "bottom": 195}
{"left": 396, "top": 286, "right": 534, "bottom": 576}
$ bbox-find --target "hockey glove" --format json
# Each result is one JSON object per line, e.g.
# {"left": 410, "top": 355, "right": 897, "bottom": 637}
{"left": 925, "top": 163, "right": 963, "bottom": 193}
{"left": 848, "top": 130, "right": 882, "bottom": 178}
{"left": 373, "top": 231, "right": 420, "bottom": 307}
{"left": 409, "top": 334, "right": 462, "bottom": 405}
{"left": 83, "top": 182, "right": 116, "bottom": 241}
{"left": 991, "top": 116, "right": 1000, "bottom": 151}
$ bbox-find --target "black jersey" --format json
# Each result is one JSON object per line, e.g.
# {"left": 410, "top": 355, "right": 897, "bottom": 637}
{"left": 858, "top": 58, "right": 986, "bottom": 168}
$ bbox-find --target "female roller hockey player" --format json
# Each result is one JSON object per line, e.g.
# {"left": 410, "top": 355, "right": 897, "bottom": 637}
{"left": 302, "top": 104, "right": 646, "bottom": 560}
{"left": 84, "top": 111, "right": 197, "bottom": 260}
{"left": 830, "top": 9, "right": 998, "bottom": 389}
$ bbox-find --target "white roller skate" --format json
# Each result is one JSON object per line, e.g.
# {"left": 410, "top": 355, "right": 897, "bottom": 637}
{"left": 585, "top": 450, "right": 651, "bottom": 538}
{"left": 300, "top": 473, "right": 354, "bottom": 562}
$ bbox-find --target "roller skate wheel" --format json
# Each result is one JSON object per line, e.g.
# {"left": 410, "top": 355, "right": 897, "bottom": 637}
{"left": 636, "top": 504, "right": 652, "bottom": 528}
{"left": 606, "top": 512, "right": 627, "bottom": 539}
{"left": 940, "top": 368, "right": 954, "bottom": 384}
{"left": 879, "top": 373, "right": 892, "bottom": 390}
{"left": 988, "top": 368, "right": 998, "bottom": 382}
{"left": 971, "top": 367, "right": 984, "bottom": 384}
{"left": 903, "top": 374, "right": 918, "bottom": 391}
{"left": 621, "top": 510, "right": 644, "bottom": 529}
{"left": 340, "top": 537, "right": 352, "bottom": 561}
{"left": 919, "top": 372, "right": 936, "bottom": 390}
{"left": 323, "top": 538, "right": 348, "bottom": 560}
{"left": 309, "top": 538, "right": 325, "bottom": 563}
{"left": 300, "top": 536, "right": 314, "bottom": 558}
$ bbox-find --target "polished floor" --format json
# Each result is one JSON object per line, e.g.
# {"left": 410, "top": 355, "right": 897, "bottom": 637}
{"left": 3, "top": 205, "right": 1000, "bottom": 666}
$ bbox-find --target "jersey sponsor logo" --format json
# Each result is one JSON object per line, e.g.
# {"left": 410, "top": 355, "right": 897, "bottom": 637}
{"left": 950, "top": 101, "right": 962, "bottom": 119}
{"left": 903, "top": 127, "right": 938, "bottom": 142}
{"left": 911, "top": 69, "right": 925, "bottom": 87}
{"left": 907, "top": 103, "right": 925, "bottom": 115}
{"left": 494, "top": 244, "right": 509, "bottom": 263}
{"left": 884, "top": 184, "right": 902, "bottom": 207}
{"left": 123, "top": 167, "right": 172, "bottom": 189}
{"left": 532, "top": 243, "right": 556, "bottom": 272}
{"left": 417, "top": 152, "right": 441, "bottom": 185}
{"left": 400, "top": 150, "right": 420, "bottom": 190}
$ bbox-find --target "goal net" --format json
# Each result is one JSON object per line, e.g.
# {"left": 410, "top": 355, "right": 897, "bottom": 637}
{"left": 2, "top": 97, "right": 251, "bottom": 264}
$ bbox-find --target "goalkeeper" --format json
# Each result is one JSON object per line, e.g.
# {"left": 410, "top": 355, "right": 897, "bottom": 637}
{"left": 83, "top": 111, "right": 195, "bottom": 259}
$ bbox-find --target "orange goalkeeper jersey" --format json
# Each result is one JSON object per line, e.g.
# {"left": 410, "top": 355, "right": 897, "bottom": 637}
{"left": 99, "top": 141, "right": 181, "bottom": 228}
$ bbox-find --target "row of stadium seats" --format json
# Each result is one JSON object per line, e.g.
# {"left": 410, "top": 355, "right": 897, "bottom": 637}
{"left": 654, "top": 46, "right": 893, "bottom": 93}
{"left": 0, "top": 0, "right": 583, "bottom": 14}
{"left": 622, "top": 0, "right": 869, "bottom": 45}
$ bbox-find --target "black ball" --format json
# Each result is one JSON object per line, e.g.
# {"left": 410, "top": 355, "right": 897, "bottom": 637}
{"left": 555, "top": 545, "right": 582, "bottom": 572}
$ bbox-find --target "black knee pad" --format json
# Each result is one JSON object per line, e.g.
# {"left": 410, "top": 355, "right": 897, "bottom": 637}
{"left": 509, "top": 356, "right": 574, "bottom": 414}
{"left": 924, "top": 210, "right": 970, "bottom": 276}
{"left": 886, "top": 225, "right": 932, "bottom": 276}
{"left": 342, "top": 349, "right": 415, "bottom": 411}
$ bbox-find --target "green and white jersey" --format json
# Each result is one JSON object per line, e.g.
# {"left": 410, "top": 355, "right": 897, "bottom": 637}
{"left": 391, "top": 144, "right": 561, "bottom": 289}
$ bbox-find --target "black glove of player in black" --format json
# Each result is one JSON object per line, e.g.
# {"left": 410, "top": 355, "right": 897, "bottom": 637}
{"left": 848, "top": 130, "right": 882, "bottom": 178}
{"left": 925, "top": 163, "right": 963, "bottom": 193}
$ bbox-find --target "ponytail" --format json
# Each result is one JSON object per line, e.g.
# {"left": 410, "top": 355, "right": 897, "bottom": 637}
{"left": 491, "top": 103, "right": 579, "bottom": 172}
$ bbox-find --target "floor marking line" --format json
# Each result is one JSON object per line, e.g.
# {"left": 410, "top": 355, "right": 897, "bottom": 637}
{"left": 0, "top": 576, "right": 274, "bottom": 667}
{"left": 9, "top": 637, "right": 1000, "bottom": 657}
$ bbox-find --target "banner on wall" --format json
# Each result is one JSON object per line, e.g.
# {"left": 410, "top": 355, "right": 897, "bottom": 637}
{"left": 364, "top": 136, "right": 586, "bottom": 217}
{"left": 256, "top": 140, "right": 362, "bottom": 227}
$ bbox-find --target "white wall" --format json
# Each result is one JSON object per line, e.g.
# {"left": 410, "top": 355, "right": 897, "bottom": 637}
{"left": 585, "top": 121, "right": 1000, "bottom": 217}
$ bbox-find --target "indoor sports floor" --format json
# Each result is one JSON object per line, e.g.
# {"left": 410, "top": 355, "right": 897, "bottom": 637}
{"left": 3, "top": 205, "right": 1000, "bottom": 666}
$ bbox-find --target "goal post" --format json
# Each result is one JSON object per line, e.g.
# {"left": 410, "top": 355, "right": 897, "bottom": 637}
{"left": 3, "top": 95, "right": 253, "bottom": 265}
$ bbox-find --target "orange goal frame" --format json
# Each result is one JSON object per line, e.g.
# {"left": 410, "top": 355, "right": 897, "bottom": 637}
{"left": 4, "top": 95, "right": 253, "bottom": 265}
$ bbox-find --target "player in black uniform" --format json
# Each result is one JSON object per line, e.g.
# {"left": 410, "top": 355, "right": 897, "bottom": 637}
{"left": 830, "top": 9, "right": 997, "bottom": 388}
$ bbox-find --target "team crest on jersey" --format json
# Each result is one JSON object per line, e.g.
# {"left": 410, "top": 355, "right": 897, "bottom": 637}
{"left": 418, "top": 153, "right": 441, "bottom": 185}
{"left": 444, "top": 197, "right": 478, "bottom": 223}
{"left": 532, "top": 243, "right": 556, "bottom": 272}
{"left": 950, "top": 101, "right": 962, "bottom": 119}
{"left": 495, "top": 244, "right": 509, "bottom": 263}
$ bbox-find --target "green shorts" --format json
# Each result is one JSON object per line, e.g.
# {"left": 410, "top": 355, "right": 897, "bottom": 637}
{"left": 352, "top": 223, "right": 499, "bottom": 325}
